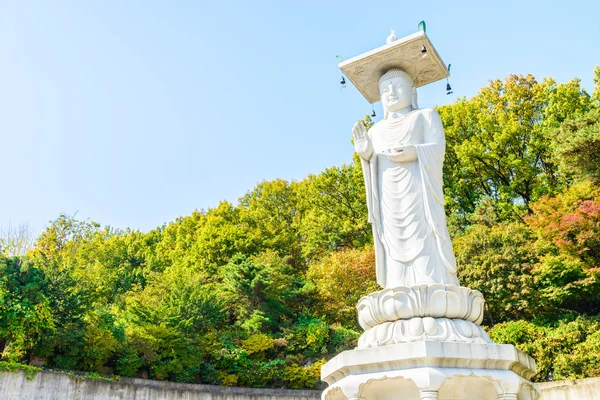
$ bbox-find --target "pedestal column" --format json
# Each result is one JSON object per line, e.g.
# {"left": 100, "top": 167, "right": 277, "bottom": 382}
{"left": 419, "top": 390, "right": 439, "bottom": 399}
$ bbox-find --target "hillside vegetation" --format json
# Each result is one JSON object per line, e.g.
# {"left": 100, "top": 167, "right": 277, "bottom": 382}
{"left": 2, "top": 68, "right": 600, "bottom": 388}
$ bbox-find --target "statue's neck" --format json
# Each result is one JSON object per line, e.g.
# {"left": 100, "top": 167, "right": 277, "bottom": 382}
{"left": 386, "top": 106, "right": 413, "bottom": 120}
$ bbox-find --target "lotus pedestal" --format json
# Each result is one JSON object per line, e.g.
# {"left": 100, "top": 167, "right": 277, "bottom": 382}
{"left": 321, "top": 286, "right": 538, "bottom": 400}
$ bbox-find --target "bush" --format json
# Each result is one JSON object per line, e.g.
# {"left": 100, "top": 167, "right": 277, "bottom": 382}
{"left": 241, "top": 333, "right": 274, "bottom": 359}
{"left": 283, "top": 359, "right": 325, "bottom": 389}
{"left": 81, "top": 310, "right": 123, "bottom": 372}
{"left": 554, "top": 330, "right": 600, "bottom": 380}
{"left": 285, "top": 317, "right": 329, "bottom": 358}
{"left": 489, "top": 315, "right": 600, "bottom": 381}
{"left": 115, "top": 344, "right": 143, "bottom": 377}
{"left": 327, "top": 324, "right": 360, "bottom": 354}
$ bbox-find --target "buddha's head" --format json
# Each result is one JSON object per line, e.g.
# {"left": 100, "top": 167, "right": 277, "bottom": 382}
{"left": 379, "top": 69, "right": 418, "bottom": 118}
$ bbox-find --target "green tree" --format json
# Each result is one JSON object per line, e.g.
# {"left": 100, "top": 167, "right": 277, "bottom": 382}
{"left": 592, "top": 66, "right": 600, "bottom": 105}
{"left": 220, "top": 253, "right": 300, "bottom": 331}
{"left": 239, "top": 180, "right": 301, "bottom": 264}
{"left": 0, "top": 256, "right": 54, "bottom": 361}
{"left": 453, "top": 222, "right": 537, "bottom": 324}
{"left": 296, "top": 162, "right": 370, "bottom": 261}
{"left": 439, "top": 74, "right": 591, "bottom": 226}
{"left": 550, "top": 110, "right": 600, "bottom": 184}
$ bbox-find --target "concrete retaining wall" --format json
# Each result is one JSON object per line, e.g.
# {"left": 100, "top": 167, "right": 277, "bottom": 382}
{"left": 0, "top": 370, "right": 321, "bottom": 400}
{"left": 536, "top": 377, "right": 600, "bottom": 400}
{"left": 2, "top": 369, "right": 600, "bottom": 399}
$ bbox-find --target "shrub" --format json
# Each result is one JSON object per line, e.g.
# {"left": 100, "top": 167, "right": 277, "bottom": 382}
{"left": 285, "top": 317, "right": 329, "bottom": 357}
{"left": 489, "top": 315, "right": 600, "bottom": 381}
{"left": 241, "top": 333, "right": 274, "bottom": 358}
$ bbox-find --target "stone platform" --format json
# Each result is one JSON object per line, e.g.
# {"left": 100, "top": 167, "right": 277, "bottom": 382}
{"left": 321, "top": 341, "right": 538, "bottom": 400}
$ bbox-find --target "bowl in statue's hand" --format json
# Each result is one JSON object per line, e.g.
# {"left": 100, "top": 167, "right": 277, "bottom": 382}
{"left": 382, "top": 148, "right": 406, "bottom": 163}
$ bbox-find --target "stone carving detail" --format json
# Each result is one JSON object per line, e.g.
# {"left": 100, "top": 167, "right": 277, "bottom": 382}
{"left": 357, "top": 284, "right": 485, "bottom": 331}
{"left": 357, "top": 317, "right": 491, "bottom": 349}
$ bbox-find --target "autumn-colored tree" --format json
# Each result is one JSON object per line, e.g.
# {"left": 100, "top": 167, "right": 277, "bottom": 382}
{"left": 527, "top": 181, "right": 600, "bottom": 315}
{"left": 307, "top": 247, "right": 378, "bottom": 327}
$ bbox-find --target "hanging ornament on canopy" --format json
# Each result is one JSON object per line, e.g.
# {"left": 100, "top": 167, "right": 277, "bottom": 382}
{"left": 336, "top": 55, "right": 346, "bottom": 88}
{"left": 371, "top": 104, "right": 376, "bottom": 117}
{"left": 446, "top": 63, "right": 453, "bottom": 95}
{"left": 418, "top": 21, "right": 428, "bottom": 56}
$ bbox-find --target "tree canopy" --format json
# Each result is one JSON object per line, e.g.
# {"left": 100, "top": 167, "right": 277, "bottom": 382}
{"left": 1, "top": 68, "right": 600, "bottom": 386}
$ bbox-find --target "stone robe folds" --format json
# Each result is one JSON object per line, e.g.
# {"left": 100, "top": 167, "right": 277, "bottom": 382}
{"left": 360, "top": 108, "right": 459, "bottom": 288}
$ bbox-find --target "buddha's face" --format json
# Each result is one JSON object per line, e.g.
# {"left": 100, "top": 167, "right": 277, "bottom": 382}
{"left": 380, "top": 76, "right": 413, "bottom": 113}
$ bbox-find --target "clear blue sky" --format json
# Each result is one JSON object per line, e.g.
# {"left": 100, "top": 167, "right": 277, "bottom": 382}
{"left": 1, "top": 0, "right": 599, "bottom": 233}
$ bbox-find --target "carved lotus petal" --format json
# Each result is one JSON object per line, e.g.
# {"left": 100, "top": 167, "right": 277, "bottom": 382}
{"left": 357, "top": 317, "right": 492, "bottom": 349}
{"left": 357, "top": 285, "right": 485, "bottom": 330}
{"left": 423, "top": 317, "right": 438, "bottom": 335}
{"left": 408, "top": 318, "right": 423, "bottom": 336}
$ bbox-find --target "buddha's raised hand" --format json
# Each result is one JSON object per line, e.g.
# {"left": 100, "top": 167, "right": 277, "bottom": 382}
{"left": 352, "top": 122, "right": 373, "bottom": 160}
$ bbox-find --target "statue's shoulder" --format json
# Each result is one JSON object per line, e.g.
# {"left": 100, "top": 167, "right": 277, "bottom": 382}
{"left": 413, "top": 107, "right": 441, "bottom": 121}
{"left": 369, "top": 120, "right": 386, "bottom": 135}
{"left": 413, "top": 108, "right": 443, "bottom": 129}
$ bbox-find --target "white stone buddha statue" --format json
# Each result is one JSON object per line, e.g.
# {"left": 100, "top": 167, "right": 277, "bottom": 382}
{"left": 322, "top": 33, "right": 538, "bottom": 400}
{"left": 353, "top": 68, "right": 459, "bottom": 289}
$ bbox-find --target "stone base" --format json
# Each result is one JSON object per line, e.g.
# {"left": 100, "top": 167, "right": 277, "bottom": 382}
{"left": 358, "top": 318, "right": 491, "bottom": 349}
{"left": 321, "top": 341, "right": 538, "bottom": 400}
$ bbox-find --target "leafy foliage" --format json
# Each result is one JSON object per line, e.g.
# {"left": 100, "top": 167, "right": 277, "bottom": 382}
{"left": 527, "top": 182, "right": 600, "bottom": 315}
{"left": 0, "top": 256, "right": 54, "bottom": 362}
{"left": 489, "top": 315, "right": 600, "bottom": 382}
{"left": 307, "top": 248, "right": 378, "bottom": 327}
{"left": 549, "top": 110, "right": 600, "bottom": 184}
{"left": 455, "top": 222, "right": 537, "bottom": 324}
{"left": 439, "top": 74, "right": 591, "bottom": 229}
{"left": 2, "top": 69, "right": 600, "bottom": 387}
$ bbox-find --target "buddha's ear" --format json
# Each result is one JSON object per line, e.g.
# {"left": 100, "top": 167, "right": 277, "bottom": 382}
{"left": 412, "top": 86, "right": 419, "bottom": 110}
